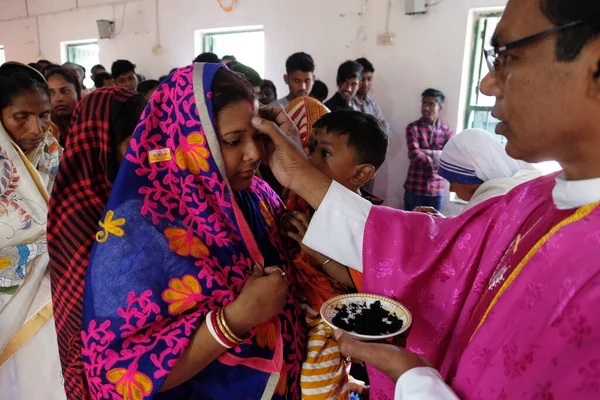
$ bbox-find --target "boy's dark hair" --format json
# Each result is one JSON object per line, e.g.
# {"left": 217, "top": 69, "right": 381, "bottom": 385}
{"left": 211, "top": 67, "right": 256, "bottom": 118}
{"left": 228, "top": 61, "right": 262, "bottom": 87}
{"left": 111, "top": 59, "right": 136, "bottom": 80}
{"left": 93, "top": 72, "right": 113, "bottom": 88}
{"left": 286, "top": 52, "right": 315, "bottom": 75}
{"left": 137, "top": 79, "right": 160, "bottom": 97}
{"left": 310, "top": 80, "right": 328, "bottom": 101}
{"left": 540, "top": 0, "right": 600, "bottom": 61}
{"left": 313, "top": 110, "right": 388, "bottom": 170}
{"left": 422, "top": 88, "right": 445, "bottom": 105}
{"left": 355, "top": 58, "right": 374, "bottom": 73}
{"left": 0, "top": 63, "right": 51, "bottom": 113}
{"left": 193, "top": 52, "right": 220, "bottom": 63}
{"left": 222, "top": 55, "right": 237, "bottom": 63}
{"left": 45, "top": 67, "right": 82, "bottom": 100}
{"left": 336, "top": 61, "right": 363, "bottom": 86}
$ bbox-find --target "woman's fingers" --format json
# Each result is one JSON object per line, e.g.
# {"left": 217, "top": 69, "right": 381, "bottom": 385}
{"left": 288, "top": 216, "right": 307, "bottom": 236}
{"left": 292, "top": 211, "right": 311, "bottom": 228}
{"left": 264, "top": 266, "right": 287, "bottom": 277}
{"left": 286, "top": 230, "right": 303, "bottom": 244}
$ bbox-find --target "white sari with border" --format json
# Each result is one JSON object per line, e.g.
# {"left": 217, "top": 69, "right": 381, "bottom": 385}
{"left": 0, "top": 123, "right": 65, "bottom": 399}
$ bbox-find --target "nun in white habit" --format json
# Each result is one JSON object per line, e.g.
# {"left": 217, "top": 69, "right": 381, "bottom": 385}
{"left": 436, "top": 128, "right": 542, "bottom": 213}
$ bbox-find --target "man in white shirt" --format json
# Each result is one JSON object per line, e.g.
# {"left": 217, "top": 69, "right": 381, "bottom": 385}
{"left": 251, "top": 0, "right": 600, "bottom": 398}
{"left": 270, "top": 52, "right": 315, "bottom": 109}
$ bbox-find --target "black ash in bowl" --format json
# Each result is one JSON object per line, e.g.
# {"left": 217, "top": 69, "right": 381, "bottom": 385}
{"left": 331, "top": 300, "right": 403, "bottom": 336}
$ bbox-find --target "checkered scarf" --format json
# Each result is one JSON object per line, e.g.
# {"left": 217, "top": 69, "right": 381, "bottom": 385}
{"left": 47, "top": 87, "right": 139, "bottom": 399}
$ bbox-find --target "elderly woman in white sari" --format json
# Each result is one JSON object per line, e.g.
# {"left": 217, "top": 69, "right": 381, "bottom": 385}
{"left": 416, "top": 128, "right": 541, "bottom": 216}
{"left": 0, "top": 63, "right": 65, "bottom": 399}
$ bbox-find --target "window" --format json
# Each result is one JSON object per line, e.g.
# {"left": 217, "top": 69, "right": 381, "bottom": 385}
{"left": 0, "top": 46, "right": 5, "bottom": 65}
{"left": 464, "top": 13, "right": 503, "bottom": 142}
{"left": 64, "top": 40, "right": 100, "bottom": 89}
{"left": 196, "top": 26, "right": 265, "bottom": 77}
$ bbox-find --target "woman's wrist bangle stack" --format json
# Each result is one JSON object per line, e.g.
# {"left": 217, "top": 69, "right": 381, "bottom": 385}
{"left": 206, "top": 309, "right": 248, "bottom": 349}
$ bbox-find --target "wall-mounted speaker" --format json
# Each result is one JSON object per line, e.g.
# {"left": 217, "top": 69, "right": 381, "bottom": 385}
{"left": 97, "top": 20, "right": 115, "bottom": 39}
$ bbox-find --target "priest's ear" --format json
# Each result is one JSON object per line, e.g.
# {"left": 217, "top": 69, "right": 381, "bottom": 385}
{"left": 350, "top": 163, "right": 377, "bottom": 188}
{"left": 586, "top": 37, "right": 600, "bottom": 101}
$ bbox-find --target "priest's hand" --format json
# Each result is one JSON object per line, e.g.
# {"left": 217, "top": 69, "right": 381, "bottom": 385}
{"left": 334, "top": 330, "right": 432, "bottom": 382}
{"left": 253, "top": 107, "right": 332, "bottom": 209}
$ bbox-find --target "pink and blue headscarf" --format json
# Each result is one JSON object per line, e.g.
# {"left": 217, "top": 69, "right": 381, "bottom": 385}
{"left": 80, "top": 63, "right": 304, "bottom": 400}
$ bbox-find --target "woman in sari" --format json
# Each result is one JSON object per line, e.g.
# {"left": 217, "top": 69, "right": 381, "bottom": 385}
{"left": 0, "top": 63, "right": 64, "bottom": 398}
{"left": 80, "top": 63, "right": 304, "bottom": 399}
{"left": 46, "top": 67, "right": 82, "bottom": 147}
{"left": 48, "top": 87, "right": 148, "bottom": 399}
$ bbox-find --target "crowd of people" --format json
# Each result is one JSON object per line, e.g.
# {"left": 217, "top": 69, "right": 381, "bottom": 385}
{"left": 1, "top": 0, "right": 599, "bottom": 399}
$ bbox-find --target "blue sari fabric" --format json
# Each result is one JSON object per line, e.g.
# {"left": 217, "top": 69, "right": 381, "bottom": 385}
{"left": 81, "top": 63, "right": 304, "bottom": 400}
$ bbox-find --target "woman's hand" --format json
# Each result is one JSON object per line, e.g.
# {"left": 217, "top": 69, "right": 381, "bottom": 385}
{"left": 224, "top": 264, "right": 288, "bottom": 337}
{"left": 284, "top": 211, "right": 321, "bottom": 259}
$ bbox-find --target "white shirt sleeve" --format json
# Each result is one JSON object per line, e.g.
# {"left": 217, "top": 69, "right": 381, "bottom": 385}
{"left": 395, "top": 368, "right": 460, "bottom": 400}
{"left": 302, "top": 181, "right": 373, "bottom": 272}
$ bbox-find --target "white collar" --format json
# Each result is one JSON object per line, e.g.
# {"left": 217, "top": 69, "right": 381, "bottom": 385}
{"left": 553, "top": 173, "right": 600, "bottom": 209}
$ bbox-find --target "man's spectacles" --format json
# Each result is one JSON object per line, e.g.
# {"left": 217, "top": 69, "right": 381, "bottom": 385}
{"left": 484, "top": 20, "right": 583, "bottom": 72}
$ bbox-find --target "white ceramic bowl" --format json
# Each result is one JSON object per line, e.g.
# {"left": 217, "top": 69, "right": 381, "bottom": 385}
{"left": 320, "top": 293, "right": 412, "bottom": 341}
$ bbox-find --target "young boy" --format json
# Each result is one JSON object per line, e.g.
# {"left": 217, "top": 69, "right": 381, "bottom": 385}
{"left": 282, "top": 110, "right": 388, "bottom": 399}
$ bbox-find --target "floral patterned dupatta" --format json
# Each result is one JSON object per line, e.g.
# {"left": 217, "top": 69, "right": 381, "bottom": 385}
{"left": 0, "top": 121, "right": 50, "bottom": 354}
{"left": 81, "top": 63, "right": 303, "bottom": 400}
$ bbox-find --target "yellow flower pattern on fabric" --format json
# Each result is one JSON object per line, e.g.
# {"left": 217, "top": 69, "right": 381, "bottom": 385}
{"left": 96, "top": 211, "right": 126, "bottom": 243}
{"left": 162, "top": 275, "right": 203, "bottom": 315}
{"left": 106, "top": 368, "right": 153, "bottom": 400}
{"left": 164, "top": 227, "right": 209, "bottom": 258}
{"left": 175, "top": 132, "right": 211, "bottom": 174}
{"left": 259, "top": 202, "right": 275, "bottom": 229}
{"left": 0, "top": 258, "right": 11, "bottom": 269}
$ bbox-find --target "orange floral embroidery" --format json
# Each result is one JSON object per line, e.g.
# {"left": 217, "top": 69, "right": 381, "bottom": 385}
{"left": 255, "top": 320, "right": 277, "bottom": 351}
{"left": 164, "top": 227, "right": 209, "bottom": 258}
{"left": 162, "top": 275, "right": 203, "bottom": 315}
{"left": 106, "top": 368, "right": 153, "bottom": 400}
{"left": 276, "top": 369, "right": 288, "bottom": 396}
{"left": 175, "top": 132, "right": 210, "bottom": 174}
{"left": 258, "top": 202, "right": 274, "bottom": 229}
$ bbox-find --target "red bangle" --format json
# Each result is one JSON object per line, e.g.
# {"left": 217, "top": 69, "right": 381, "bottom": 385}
{"left": 206, "top": 310, "right": 236, "bottom": 348}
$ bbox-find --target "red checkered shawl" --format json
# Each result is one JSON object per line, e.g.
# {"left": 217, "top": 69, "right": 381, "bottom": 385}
{"left": 47, "top": 87, "right": 139, "bottom": 399}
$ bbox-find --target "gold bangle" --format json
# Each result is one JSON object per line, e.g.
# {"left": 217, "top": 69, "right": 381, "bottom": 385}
{"left": 216, "top": 309, "right": 240, "bottom": 345}
{"left": 321, "top": 259, "right": 332, "bottom": 268}
{"left": 218, "top": 309, "right": 246, "bottom": 344}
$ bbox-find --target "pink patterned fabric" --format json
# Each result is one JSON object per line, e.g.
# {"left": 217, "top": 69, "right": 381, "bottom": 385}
{"left": 362, "top": 173, "right": 600, "bottom": 399}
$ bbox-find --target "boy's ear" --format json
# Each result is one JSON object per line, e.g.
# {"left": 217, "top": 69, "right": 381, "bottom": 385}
{"left": 351, "top": 164, "right": 376, "bottom": 188}
{"left": 284, "top": 74, "right": 289, "bottom": 85}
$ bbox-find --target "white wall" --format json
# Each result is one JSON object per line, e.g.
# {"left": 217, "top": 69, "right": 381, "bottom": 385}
{"left": 0, "top": 0, "right": 507, "bottom": 209}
